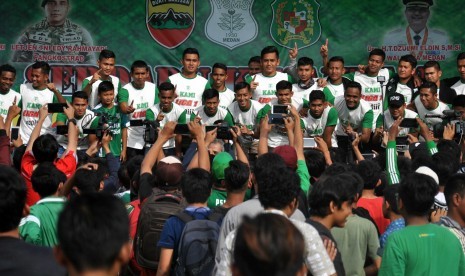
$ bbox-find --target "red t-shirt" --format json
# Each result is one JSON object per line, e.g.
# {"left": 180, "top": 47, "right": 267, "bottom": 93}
{"left": 21, "top": 150, "right": 77, "bottom": 206}
{"left": 357, "top": 197, "right": 390, "bottom": 235}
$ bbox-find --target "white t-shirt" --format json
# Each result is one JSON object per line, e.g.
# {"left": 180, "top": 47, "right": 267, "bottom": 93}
{"left": 451, "top": 79, "right": 465, "bottom": 95}
{"left": 324, "top": 79, "right": 345, "bottom": 99}
{"left": 414, "top": 96, "right": 450, "bottom": 128}
{"left": 83, "top": 75, "right": 121, "bottom": 109}
{"left": 248, "top": 72, "right": 291, "bottom": 104}
{"left": 227, "top": 99, "right": 264, "bottom": 131}
{"left": 0, "top": 88, "right": 21, "bottom": 122}
{"left": 57, "top": 109, "right": 96, "bottom": 150}
{"left": 168, "top": 73, "right": 208, "bottom": 121}
{"left": 291, "top": 79, "right": 323, "bottom": 102}
{"left": 146, "top": 103, "right": 186, "bottom": 149}
{"left": 304, "top": 106, "right": 338, "bottom": 147}
{"left": 379, "top": 109, "right": 418, "bottom": 137}
{"left": 193, "top": 106, "right": 232, "bottom": 126}
{"left": 218, "top": 87, "right": 235, "bottom": 110}
{"left": 395, "top": 82, "right": 417, "bottom": 104}
{"left": 334, "top": 96, "right": 373, "bottom": 136}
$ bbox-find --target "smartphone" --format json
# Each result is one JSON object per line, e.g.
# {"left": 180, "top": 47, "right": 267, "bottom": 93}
{"left": 303, "top": 138, "right": 316, "bottom": 148}
{"left": 272, "top": 104, "right": 288, "bottom": 114}
{"left": 268, "top": 113, "right": 285, "bottom": 124}
{"left": 10, "top": 127, "right": 19, "bottom": 141}
{"left": 174, "top": 124, "right": 190, "bottom": 134}
{"left": 362, "top": 153, "right": 376, "bottom": 160}
{"left": 399, "top": 118, "right": 418, "bottom": 128}
{"left": 56, "top": 125, "right": 68, "bottom": 135}
{"left": 47, "top": 103, "right": 67, "bottom": 113}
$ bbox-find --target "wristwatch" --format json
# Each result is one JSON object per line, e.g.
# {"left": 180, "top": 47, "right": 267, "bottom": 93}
{"left": 68, "top": 118, "right": 77, "bottom": 125}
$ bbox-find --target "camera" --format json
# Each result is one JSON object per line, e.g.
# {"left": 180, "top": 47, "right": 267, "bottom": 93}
{"left": 206, "top": 124, "right": 233, "bottom": 140}
{"left": 428, "top": 110, "right": 464, "bottom": 140}
{"left": 130, "top": 120, "right": 160, "bottom": 144}
{"left": 83, "top": 113, "right": 112, "bottom": 140}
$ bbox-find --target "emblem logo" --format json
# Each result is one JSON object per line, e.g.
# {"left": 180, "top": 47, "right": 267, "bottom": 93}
{"left": 205, "top": 0, "right": 258, "bottom": 50}
{"left": 146, "top": 0, "right": 195, "bottom": 49}
{"left": 270, "top": 0, "right": 321, "bottom": 50}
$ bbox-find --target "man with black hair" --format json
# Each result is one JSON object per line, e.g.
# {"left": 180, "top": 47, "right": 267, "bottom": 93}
{"left": 209, "top": 63, "right": 235, "bottom": 109}
{"left": 322, "top": 56, "right": 351, "bottom": 100}
{"left": 214, "top": 160, "right": 250, "bottom": 215}
{"left": 289, "top": 57, "right": 327, "bottom": 103}
{"left": 246, "top": 55, "right": 261, "bottom": 78}
{"left": 304, "top": 90, "right": 338, "bottom": 148}
{"left": 191, "top": 88, "right": 234, "bottom": 126}
{"left": 0, "top": 64, "right": 21, "bottom": 122}
{"left": 379, "top": 173, "right": 465, "bottom": 275}
{"left": 424, "top": 60, "right": 457, "bottom": 104}
{"left": 304, "top": 149, "right": 326, "bottom": 185}
{"left": 0, "top": 165, "right": 65, "bottom": 275}
{"left": 432, "top": 151, "right": 460, "bottom": 210}
{"left": 55, "top": 193, "right": 131, "bottom": 276}
{"left": 385, "top": 54, "right": 419, "bottom": 105}
{"left": 378, "top": 184, "right": 405, "bottom": 257}
{"left": 441, "top": 173, "right": 465, "bottom": 253}
{"left": 413, "top": 81, "right": 450, "bottom": 128}
{"left": 445, "top": 52, "right": 465, "bottom": 95}
{"left": 452, "top": 94, "right": 465, "bottom": 120}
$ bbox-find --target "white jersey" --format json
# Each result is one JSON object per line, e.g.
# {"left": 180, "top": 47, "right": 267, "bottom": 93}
{"left": 291, "top": 79, "right": 322, "bottom": 102}
{"left": 57, "top": 109, "right": 96, "bottom": 150}
{"left": 249, "top": 72, "right": 291, "bottom": 104}
{"left": 227, "top": 100, "right": 263, "bottom": 131}
{"left": 324, "top": 79, "right": 345, "bottom": 99}
{"left": 169, "top": 73, "right": 208, "bottom": 120}
{"left": 334, "top": 96, "right": 373, "bottom": 136}
{"left": 304, "top": 106, "right": 338, "bottom": 148}
{"left": 84, "top": 75, "right": 121, "bottom": 109}
{"left": 218, "top": 87, "right": 235, "bottom": 110}
{"left": 395, "top": 82, "right": 417, "bottom": 104}
{"left": 19, "top": 83, "right": 55, "bottom": 144}
{"left": 451, "top": 80, "right": 465, "bottom": 96}
{"left": 193, "top": 106, "right": 231, "bottom": 126}
{"left": 123, "top": 82, "right": 157, "bottom": 149}
{"left": 414, "top": 96, "right": 450, "bottom": 128}
{"left": 0, "top": 89, "right": 21, "bottom": 122}
{"left": 381, "top": 109, "right": 418, "bottom": 137}
{"left": 147, "top": 103, "right": 186, "bottom": 149}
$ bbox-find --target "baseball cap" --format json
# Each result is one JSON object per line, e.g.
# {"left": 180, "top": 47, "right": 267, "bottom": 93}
{"left": 408, "top": 142, "right": 428, "bottom": 158}
{"left": 273, "top": 145, "right": 297, "bottom": 171}
{"left": 212, "top": 152, "right": 233, "bottom": 181}
{"left": 403, "top": 0, "right": 433, "bottom": 7}
{"left": 155, "top": 156, "right": 183, "bottom": 189}
{"left": 388, "top": 93, "right": 405, "bottom": 108}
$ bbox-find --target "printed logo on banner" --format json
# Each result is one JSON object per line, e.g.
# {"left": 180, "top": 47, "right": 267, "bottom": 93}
{"left": 146, "top": 0, "right": 195, "bottom": 49}
{"left": 270, "top": 0, "right": 321, "bottom": 49}
{"left": 205, "top": 0, "right": 258, "bottom": 50}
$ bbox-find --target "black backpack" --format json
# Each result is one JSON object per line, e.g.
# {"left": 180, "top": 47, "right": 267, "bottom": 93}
{"left": 133, "top": 192, "right": 185, "bottom": 269}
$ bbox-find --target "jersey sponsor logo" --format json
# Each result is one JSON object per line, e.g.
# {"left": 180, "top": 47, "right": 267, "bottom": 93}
{"left": 146, "top": 0, "right": 195, "bottom": 49}
{"left": 270, "top": 0, "right": 321, "bottom": 50}
{"left": 205, "top": 0, "right": 258, "bottom": 50}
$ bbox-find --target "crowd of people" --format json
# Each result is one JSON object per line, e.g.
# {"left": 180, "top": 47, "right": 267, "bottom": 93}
{"left": 1, "top": 38, "right": 465, "bottom": 275}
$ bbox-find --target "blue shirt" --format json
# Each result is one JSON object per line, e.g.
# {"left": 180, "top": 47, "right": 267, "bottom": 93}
{"left": 378, "top": 218, "right": 405, "bottom": 256}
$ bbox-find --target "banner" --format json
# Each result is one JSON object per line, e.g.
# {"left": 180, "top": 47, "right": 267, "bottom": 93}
{"left": 0, "top": 0, "right": 463, "bottom": 96}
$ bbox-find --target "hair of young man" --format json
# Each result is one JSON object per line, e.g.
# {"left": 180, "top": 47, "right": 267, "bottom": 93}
{"left": 248, "top": 56, "right": 261, "bottom": 65}
{"left": 32, "top": 61, "right": 51, "bottom": 75}
{"left": 432, "top": 151, "right": 460, "bottom": 186}
{"left": 0, "top": 64, "right": 16, "bottom": 75}
{"left": 72, "top": 90, "right": 88, "bottom": 102}
{"left": 57, "top": 193, "right": 129, "bottom": 273}
{"left": 276, "top": 80, "right": 292, "bottom": 91}
{"left": 319, "top": 162, "right": 351, "bottom": 180}
{"left": 117, "top": 163, "right": 130, "bottom": 190}
{"left": 304, "top": 149, "right": 326, "bottom": 178}
{"left": 437, "top": 139, "right": 461, "bottom": 161}
{"left": 399, "top": 54, "right": 417, "bottom": 68}
{"left": 309, "top": 90, "right": 325, "bottom": 103}
{"left": 74, "top": 169, "right": 102, "bottom": 194}
{"left": 261, "top": 46, "right": 279, "bottom": 59}
{"left": 31, "top": 162, "right": 66, "bottom": 198}
{"left": 183, "top": 47, "right": 200, "bottom": 59}
{"left": 212, "top": 62, "right": 227, "bottom": 72}
{"left": 126, "top": 155, "right": 144, "bottom": 181}
{"left": 130, "top": 60, "right": 149, "bottom": 73}
{"left": 180, "top": 168, "right": 213, "bottom": 204}
{"left": 12, "top": 145, "right": 26, "bottom": 172}
{"left": 97, "top": 80, "right": 114, "bottom": 94}
{"left": 423, "top": 60, "right": 441, "bottom": 71}
{"left": 234, "top": 81, "right": 250, "bottom": 93}
{"left": 356, "top": 160, "right": 381, "bottom": 190}
{"left": 411, "top": 153, "right": 436, "bottom": 172}
{"left": 224, "top": 160, "right": 250, "bottom": 193}
{"left": 397, "top": 156, "right": 413, "bottom": 179}
{"left": 258, "top": 167, "right": 301, "bottom": 210}
{"left": 0, "top": 165, "right": 27, "bottom": 232}
{"left": 444, "top": 173, "right": 465, "bottom": 208}
{"left": 345, "top": 81, "right": 362, "bottom": 94}
{"left": 32, "top": 134, "right": 59, "bottom": 163}
{"left": 369, "top": 48, "right": 386, "bottom": 61}
{"left": 254, "top": 153, "right": 286, "bottom": 183}
{"left": 309, "top": 173, "right": 355, "bottom": 217}
{"left": 457, "top": 52, "right": 465, "bottom": 62}
{"left": 233, "top": 213, "right": 305, "bottom": 276}
{"left": 98, "top": 49, "right": 116, "bottom": 60}
{"left": 453, "top": 95, "right": 465, "bottom": 108}
{"left": 329, "top": 56, "right": 345, "bottom": 65}
{"left": 158, "top": 81, "right": 175, "bottom": 93}
{"left": 419, "top": 81, "right": 438, "bottom": 94}
{"left": 399, "top": 173, "right": 438, "bottom": 216}
{"left": 297, "top": 57, "right": 314, "bottom": 67}
{"left": 383, "top": 184, "right": 401, "bottom": 215}
{"left": 202, "top": 88, "right": 219, "bottom": 102}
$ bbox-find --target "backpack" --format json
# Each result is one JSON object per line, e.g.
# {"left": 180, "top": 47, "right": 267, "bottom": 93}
{"left": 174, "top": 211, "right": 223, "bottom": 276}
{"left": 133, "top": 192, "right": 185, "bottom": 270}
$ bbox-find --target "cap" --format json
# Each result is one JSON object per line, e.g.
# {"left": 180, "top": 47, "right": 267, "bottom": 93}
{"left": 212, "top": 152, "right": 233, "bottom": 181}
{"left": 415, "top": 166, "right": 439, "bottom": 185}
{"left": 408, "top": 142, "right": 428, "bottom": 157}
{"left": 273, "top": 145, "right": 297, "bottom": 170}
{"left": 155, "top": 156, "right": 183, "bottom": 189}
{"left": 403, "top": 0, "right": 433, "bottom": 7}
{"left": 388, "top": 93, "right": 405, "bottom": 108}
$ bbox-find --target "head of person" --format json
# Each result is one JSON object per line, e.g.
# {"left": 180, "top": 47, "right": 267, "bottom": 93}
{"left": 399, "top": 172, "right": 438, "bottom": 217}
{"left": 253, "top": 153, "right": 287, "bottom": 193}
{"left": 97, "top": 50, "right": 116, "bottom": 77}
{"left": 247, "top": 56, "right": 261, "bottom": 76}
{"left": 366, "top": 49, "right": 386, "bottom": 75}
{"left": 0, "top": 64, "right": 16, "bottom": 93}
{"left": 73, "top": 168, "right": 104, "bottom": 195}
{"left": 224, "top": 160, "right": 250, "bottom": 193}
{"left": 398, "top": 54, "right": 417, "bottom": 81}
{"left": 232, "top": 213, "right": 306, "bottom": 276}
{"left": 207, "top": 138, "right": 224, "bottom": 161}
{"left": 432, "top": 151, "right": 460, "bottom": 187}
{"left": 419, "top": 81, "right": 438, "bottom": 109}
{"left": 212, "top": 152, "right": 234, "bottom": 188}
{"left": 158, "top": 82, "right": 175, "bottom": 112}
{"left": 356, "top": 160, "right": 381, "bottom": 190}
{"left": 344, "top": 81, "right": 362, "bottom": 109}
{"left": 31, "top": 61, "right": 51, "bottom": 89}
{"left": 453, "top": 95, "right": 465, "bottom": 120}
{"left": 154, "top": 156, "right": 184, "bottom": 192}
{"left": 388, "top": 92, "right": 406, "bottom": 119}
{"left": 304, "top": 149, "right": 326, "bottom": 182}
{"left": 130, "top": 60, "right": 149, "bottom": 89}
{"left": 297, "top": 57, "right": 314, "bottom": 82}
{"left": 211, "top": 63, "right": 227, "bottom": 89}
{"left": 32, "top": 133, "right": 59, "bottom": 162}
{"left": 273, "top": 145, "right": 298, "bottom": 171}
{"left": 202, "top": 88, "right": 220, "bottom": 116}
{"left": 0, "top": 165, "right": 27, "bottom": 233}
{"left": 31, "top": 162, "right": 66, "bottom": 198}
{"left": 328, "top": 56, "right": 345, "bottom": 82}
{"left": 42, "top": 0, "right": 70, "bottom": 26}
{"left": 383, "top": 184, "right": 401, "bottom": 218}
{"left": 456, "top": 52, "right": 465, "bottom": 80}
{"left": 181, "top": 47, "right": 200, "bottom": 76}
{"left": 437, "top": 139, "right": 461, "bottom": 163}
{"left": 309, "top": 173, "right": 355, "bottom": 227}
{"left": 97, "top": 81, "right": 115, "bottom": 107}
{"left": 275, "top": 80, "right": 293, "bottom": 105}
{"left": 56, "top": 193, "right": 130, "bottom": 275}
{"left": 404, "top": 0, "right": 432, "bottom": 33}
{"left": 444, "top": 174, "right": 465, "bottom": 218}
{"left": 180, "top": 168, "right": 212, "bottom": 204}
{"left": 424, "top": 60, "right": 442, "bottom": 85}
{"left": 260, "top": 46, "right": 280, "bottom": 76}
{"left": 308, "top": 90, "right": 326, "bottom": 118}
{"left": 71, "top": 91, "right": 88, "bottom": 118}
{"left": 234, "top": 82, "right": 252, "bottom": 109}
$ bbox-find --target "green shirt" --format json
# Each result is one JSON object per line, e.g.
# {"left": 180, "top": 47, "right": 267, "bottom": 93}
{"left": 91, "top": 105, "right": 128, "bottom": 156}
